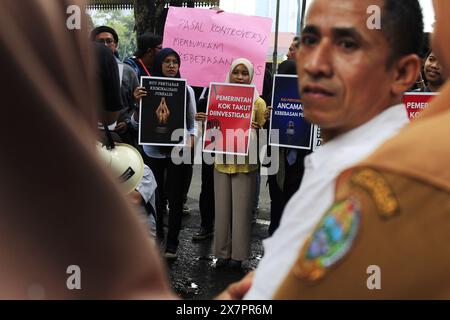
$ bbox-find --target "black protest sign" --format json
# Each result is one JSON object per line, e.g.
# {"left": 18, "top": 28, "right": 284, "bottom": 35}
{"left": 139, "top": 77, "right": 187, "bottom": 146}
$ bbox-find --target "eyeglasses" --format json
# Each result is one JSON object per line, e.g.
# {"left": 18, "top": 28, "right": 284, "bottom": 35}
{"left": 163, "top": 60, "right": 179, "bottom": 66}
{"left": 95, "top": 38, "right": 115, "bottom": 45}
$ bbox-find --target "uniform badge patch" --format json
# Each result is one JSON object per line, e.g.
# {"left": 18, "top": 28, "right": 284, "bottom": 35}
{"left": 351, "top": 169, "right": 399, "bottom": 218}
{"left": 294, "top": 199, "right": 360, "bottom": 282}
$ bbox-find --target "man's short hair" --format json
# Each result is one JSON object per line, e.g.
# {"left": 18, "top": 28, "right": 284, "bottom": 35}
{"left": 135, "top": 33, "right": 163, "bottom": 58}
{"left": 382, "top": 0, "right": 424, "bottom": 67}
{"left": 90, "top": 26, "right": 119, "bottom": 43}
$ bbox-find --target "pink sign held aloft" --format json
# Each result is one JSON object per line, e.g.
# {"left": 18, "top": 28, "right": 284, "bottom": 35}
{"left": 163, "top": 7, "right": 272, "bottom": 93}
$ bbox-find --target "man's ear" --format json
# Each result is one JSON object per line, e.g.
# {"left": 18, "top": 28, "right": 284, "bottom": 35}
{"left": 391, "top": 54, "right": 422, "bottom": 95}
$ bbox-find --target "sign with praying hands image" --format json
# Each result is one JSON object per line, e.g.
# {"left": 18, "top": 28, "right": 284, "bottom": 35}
{"left": 139, "top": 77, "right": 187, "bottom": 146}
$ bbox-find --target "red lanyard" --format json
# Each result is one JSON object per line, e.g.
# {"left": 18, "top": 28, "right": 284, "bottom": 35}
{"left": 138, "top": 58, "right": 151, "bottom": 77}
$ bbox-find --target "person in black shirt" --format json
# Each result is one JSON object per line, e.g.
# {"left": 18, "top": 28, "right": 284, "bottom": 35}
{"left": 192, "top": 87, "right": 215, "bottom": 240}
{"left": 124, "top": 33, "right": 163, "bottom": 79}
{"left": 266, "top": 58, "right": 311, "bottom": 236}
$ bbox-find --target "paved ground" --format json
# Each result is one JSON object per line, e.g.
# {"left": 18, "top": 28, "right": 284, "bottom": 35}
{"left": 162, "top": 164, "right": 272, "bottom": 299}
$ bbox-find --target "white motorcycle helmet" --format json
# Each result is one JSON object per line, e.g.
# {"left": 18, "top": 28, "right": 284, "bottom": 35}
{"left": 97, "top": 142, "right": 144, "bottom": 194}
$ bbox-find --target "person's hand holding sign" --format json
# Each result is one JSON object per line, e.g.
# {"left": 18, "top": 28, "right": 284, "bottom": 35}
{"left": 195, "top": 112, "right": 207, "bottom": 122}
{"left": 133, "top": 86, "right": 147, "bottom": 102}
{"left": 210, "top": 6, "right": 224, "bottom": 13}
{"left": 264, "top": 106, "right": 272, "bottom": 121}
{"left": 156, "top": 97, "right": 170, "bottom": 124}
{"left": 251, "top": 121, "right": 261, "bottom": 129}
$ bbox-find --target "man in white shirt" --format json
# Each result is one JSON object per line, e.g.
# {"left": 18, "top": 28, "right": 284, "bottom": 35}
{"left": 243, "top": 0, "right": 423, "bottom": 299}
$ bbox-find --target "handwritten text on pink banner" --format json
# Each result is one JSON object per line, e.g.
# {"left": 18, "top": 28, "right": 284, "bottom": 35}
{"left": 163, "top": 7, "right": 272, "bottom": 93}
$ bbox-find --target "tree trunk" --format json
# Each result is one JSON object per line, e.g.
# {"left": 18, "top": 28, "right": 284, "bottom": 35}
{"left": 134, "top": 0, "right": 198, "bottom": 37}
{"left": 134, "top": 0, "right": 166, "bottom": 36}
{"left": 134, "top": 1, "right": 210, "bottom": 36}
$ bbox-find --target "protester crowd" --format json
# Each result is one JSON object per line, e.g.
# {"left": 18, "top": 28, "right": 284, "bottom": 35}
{"left": 90, "top": 1, "right": 447, "bottom": 269}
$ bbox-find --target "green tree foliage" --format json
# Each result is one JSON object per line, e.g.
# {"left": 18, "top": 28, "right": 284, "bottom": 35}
{"left": 89, "top": 10, "right": 137, "bottom": 60}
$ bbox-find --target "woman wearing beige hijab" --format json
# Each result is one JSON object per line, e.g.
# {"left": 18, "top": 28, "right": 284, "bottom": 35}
{"left": 213, "top": 58, "right": 267, "bottom": 269}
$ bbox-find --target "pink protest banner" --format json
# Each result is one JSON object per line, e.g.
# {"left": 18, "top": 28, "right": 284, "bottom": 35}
{"left": 163, "top": 7, "right": 272, "bottom": 93}
{"left": 203, "top": 83, "right": 255, "bottom": 156}
{"left": 403, "top": 92, "right": 438, "bottom": 120}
